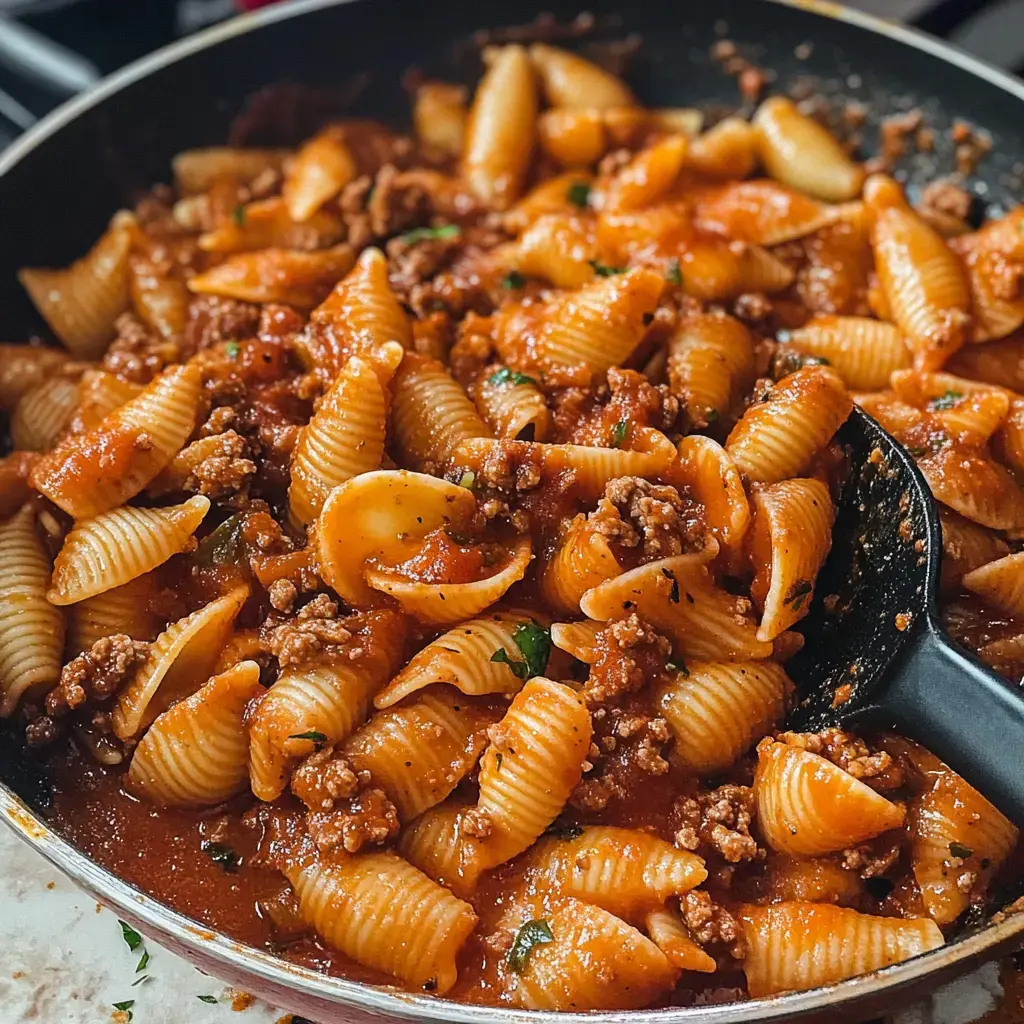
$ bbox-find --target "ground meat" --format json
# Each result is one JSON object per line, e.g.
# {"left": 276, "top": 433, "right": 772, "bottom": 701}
{"left": 26, "top": 635, "right": 149, "bottom": 748}
{"left": 920, "top": 179, "right": 975, "bottom": 223}
{"left": 339, "top": 164, "right": 442, "bottom": 248}
{"left": 841, "top": 835, "right": 903, "bottom": 878}
{"left": 585, "top": 614, "right": 671, "bottom": 704}
{"left": 731, "top": 292, "right": 774, "bottom": 325}
{"left": 306, "top": 788, "right": 400, "bottom": 853}
{"left": 260, "top": 594, "right": 354, "bottom": 668}
{"left": 268, "top": 578, "right": 298, "bottom": 614}
{"left": 866, "top": 110, "right": 923, "bottom": 175}
{"left": 102, "top": 313, "right": 180, "bottom": 384}
{"left": 386, "top": 232, "right": 462, "bottom": 300}
{"left": 681, "top": 890, "right": 746, "bottom": 960}
{"left": 951, "top": 120, "right": 992, "bottom": 175}
{"left": 185, "top": 295, "right": 261, "bottom": 353}
{"left": 776, "top": 728, "right": 905, "bottom": 791}
{"left": 556, "top": 368, "right": 680, "bottom": 445}
{"left": 673, "top": 784, "right": 764, "bottom": 864}
{"left": 589, "top": 476, "right": 704, "bottom": 560}
{"left": 291, "top": 748, "right": 362, "bottom": 810}
{"left": 181, "top": 431, "right": 257, "bottom": 503}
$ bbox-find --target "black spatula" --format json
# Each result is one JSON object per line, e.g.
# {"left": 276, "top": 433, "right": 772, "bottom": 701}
{"left": 785, "top": 407, "right": 1024, "bottom": 824}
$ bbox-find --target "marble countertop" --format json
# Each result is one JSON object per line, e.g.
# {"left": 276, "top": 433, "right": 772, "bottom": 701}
{"left": 0, "top": 824, "right": 1011, "bottom": 1024}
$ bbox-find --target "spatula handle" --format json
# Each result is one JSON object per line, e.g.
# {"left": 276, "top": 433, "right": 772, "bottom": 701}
{"left": 882, "top": 620, "right": 1024, "bottom": 825}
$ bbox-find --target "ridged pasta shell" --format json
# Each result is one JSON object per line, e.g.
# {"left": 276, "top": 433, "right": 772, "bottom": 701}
{"left": 751, "top": 855, "right": 865, "bottom": 907}
{"left": 503, "top": 897, "right": 677, "bottom": 1010}
{"left": 538, "top": 266, "right": 665, "bottom": 374}
{"left": 344, "top": 689, "right": 498, "bottom": 819}
{"left": 68, "top": 370, "right": 144, "bottom": 435}
{"left": 749, "top": 479, "right": 834, "bottom": 641}
{"left": 391, "top": 353, "right": 494, "bottom": 470}
{"left": 375, "top": 608, "right": 550, "bottom": 708}
{"left": 10, "top": 376, "right": 80, "bottom": 452}
{"left": 529, "top": 43, "right": 635, "bottom": 109}
{"left": 286, "top": 850, "right": 478, "bottom": 994}
{"left": 919, "top": 445, "right": 1024, "bottom": 531}
{"left": 783, "top": 316, "right": 911, "bottom": 390}
{"left": 539, "top": 515, "right": 621, "bottom": 615}
{"left": 30, "top": 363, "right": 202, "bottom": 520}
{"left": 19, "top": 222, "right": 132, "bottom": 358}
{"left": 604, "top": 135, "right": 689, "bottom": 212}
{"left": 656, "top": 661, "right": 790, "bottom": 774}
{"left": 129, "top": 252, "right": 190, "bottom": 341}
{"left": 49, "top": 496, "right": 210, "bottom": 605}
{"left": 754, "top": 97, "right": 865, "bottom": 202}
{"left": 947, "top": 333, "right": 1024, "bottom": 392}
{"left": 474, "top": 677, "right": 592, "bottom": 869}
{"left": 739, "top": 902, "right": 943, "bottom": 996}
{"left": 678, "top": 233, "right": 794, "bottom": 301}
{"left": 474, "top": 371, "right": 552, "bottom": 441}
{"left": 529, "top": 825, "right": 706, "bottom": 915}
{"left": 364, "top": 533, "right": 533, "bottom": 625}
{"left": 963, "top": 551, "right": 1024, "bottom": 616}
{"left": 674, "top": 436, "right": 751, "bottom": 554}
{"left": 754, "top": 739, "right": 905, "bottom": 856}
{"left": 413, "top": 82, "right": 467, "bottom": 158}
{"left": 463, "top": 44, "right": 538, "bottom": 208}
{"left": 893, "top": 369, "right": 1010, "bottom": 446}
{"left": 0, "top": 344, "right": 72, "bottom": 410}
{"left": 66, "top": 573, "right": 164, "bottom": 657}
{"left": 198, "top": 196, "right": 344, "bottom": 254}
{"left": 128, "top": 660, "right": 264, "bottom": 807}
{"left": 939, "top": 507, "right": 1009, "bottom": 593}
{"left": 513, "top": 213, "right": 597, "bottom": 289}
{"left": 112, "top": 585, "right": 247, "bottom": 740}
{"left": 644, "top": 907, "right": 717, "bottom": 973}
{"left": 316, "top": 469, "right": 476, "bottom": 606}
{"left": 188, "top": 245, "right": 355, "bottom": 308}
{"left": 172, "top": 147, "right": 288, "bottom": 193}
{"left": 581, "top": 549, "right": 773, "bottom": 661}
{"left": 550, "top": 620, "right": 602, "bottom": 664}
{"left": 288, "top": 352, "right": 397, "bottom": 528}
{"left": 504, "top": 172, "right": 595, "bottom": 234}
{"left": 686, "top": 117, "right": 759, "bottom": 179}
{"left": 726, "top": 366, "right": 852, "bottom": 485}
{"left": 283, "top": 127, "right": 358, "bottom": 222}
{"left": 0, "top": 507, "right": 64, "bottom": 717}
{"left": 397, "top": 798, "right": 482, "bottom": 898}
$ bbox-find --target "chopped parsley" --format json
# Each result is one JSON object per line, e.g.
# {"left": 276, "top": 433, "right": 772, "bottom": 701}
{"left": 112, "top": 1000, "right": 135, "bottom": 1021}
{"left": 194, "top": 515, "right": 244, "bottom": 567}
{"left": 503, "top": 270, "right": 527, "bottom": 290}
{"left": 610, "top": 418, "right": 629, "bottom": 448}
{"left": 589, "top": 259, "right": 626, "bottom": 277}
{"left": 232, "top": 203, "right": 246, "bottom": 227}
{"left": 662, "top": 567, "right": 680, "bottom": 603}
{"left": 929, "top": 389, "right": 964, "bottom": 411}
{"left": 198, "top": 995, "right": 219, "bottom": 1004}
{"left": 949, "top": 842, "right": 974, "bottom": 859}
{"left": 488, "top": 366, "right": 537, "bottom": 388}
{"left": 666, "top": 258, "right": 683, "bottom": 285}
{"left": 490, "top": 621, "right": 552, "bottom": 679}
{"left": 567, "top": 181, "right": 591, "bottom": 208}
{"left": 458, "top": 470, "right": 476, "bottom": 489}
{"left": 545, "top": 820, "right": 584, "bottom": 840}
{"left": 119, "top": 921, "right": 143, "bottom": 953}
{"left": 907, "top": 446, "right": 928, "bottom": 457}
{"left": 289, "top": 731, "right": 327, "bottom": 743}
{"left": 400, "top": 223, "right": 461, "bottom": 244}
{"left": 783, "top": 579, "right": 813, "bottom": 611}
{"left": 507, "top": 919, "right": 555, "bottom": 973}
{"left": 130, "top": 975, "right": 150, "bottom": 988}
{"left": 135, "top": 950, "right": 150, "bottom": 974}
{"left": 705, "top": 408, "right": 719, "bottom": 423}
{"left": 201, "top": 841, "right": 241, "bottom": 874}
{"left": 667, "top": 659, "right": 689, "bottom": 676}
{"left": 224, "top": 340, "right": 240, "bottom": 360}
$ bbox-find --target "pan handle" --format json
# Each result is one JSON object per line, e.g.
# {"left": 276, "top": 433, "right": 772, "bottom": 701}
{"left": 881, "top": 616, "right": 1024, "bottom": 825}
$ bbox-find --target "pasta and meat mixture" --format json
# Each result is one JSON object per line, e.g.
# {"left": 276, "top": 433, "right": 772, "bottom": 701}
{"left": 3, "top": 39, "right": 1024, "bottom": 1010}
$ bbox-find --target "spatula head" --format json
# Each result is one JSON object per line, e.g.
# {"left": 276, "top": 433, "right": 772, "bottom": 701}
{"left": 784, "top": 407, "right": 941, "bottom": 730}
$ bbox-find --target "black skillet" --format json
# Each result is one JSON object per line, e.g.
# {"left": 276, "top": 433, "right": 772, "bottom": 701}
{"left": 1, "top": 2, "right": 1024, "bottom": 809}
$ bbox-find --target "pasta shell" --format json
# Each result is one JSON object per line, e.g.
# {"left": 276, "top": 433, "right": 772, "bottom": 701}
{"left": 375, "top": 608, "right": 550, "bottom": 707}
{"left": 529, "top": 825, "right": 707, "bottom": 915}
{"left": 603, "top": 135, "right": 689, "bottom": 212}
{"left": 752, "top": 855, "right": 865, "bottom": 907}
{"left": 0, "top": 507, "right": 64, "bottom": 716}
{"left": 198, "top": 196, "right": 344, "bottom": 253}
{"left": 540, "top": 515, "right": 621, "bottom": 615}
{"left": 413, "top": 82, "right": 468, "bottom": 158}
{"left": 502, "top": 897, "right": 677, "bottom": 1010}
{"left": 694, "top": 180, "right": 839, "bottom": 246}
{"left": 739, "top": 902, "right": 943, "bottom": 997}
{"left": 866, "top": 175, "right": 971, "bottom": 370}
{"left": 49, "top": 496, "right": 210, "bottom": 605}
{"left": 288, "top": 353, "right": 396, "bottom": 528}
{"left": 997, "top": 397, "right": 1024, "bottom": 475}
{"left": 66, "top": 573, "right": 164, "bottom": 657}
{"left": 538, "top": 266, "right": 665, "bottom": 375}
{"left": 19, "top": 222, "right": 132, "bottom": 357}
{"left": 10, "top": 376, "right": 80, "bottom": 452}
{"left": 112, "top": 585, "right": 247, "bottom": 741}
{"left": 0, "top": 453, "right": 36, "bottom": 521}
{"left": 285, "top": 850, "right": 477, "bottom": 994}
{"left": 316, "top": 469, "right": 476, "bottom": 606}
{"left": 890, "top": 369, "right": 1010, "bottom": 446}
{"left": 919, "top": 444, "right": 1024, "bottom": 531}
{"left": 463, "top": 45, "right": 538, "bottom": 209}
{"left": 754, "top": 739, "right": 905, "bottom": 856}
{"left": 30, "top": 364, "right": 202, "bottom": 520}
{"left": 513, "top": 213, "right": 597, "bottom": 289}
{"left": 782, "top": 316, "right": 911, "bottom": 390}
{"left": 397, "top": 798, "right": 482, "bottom": 898}
{"left": 726, "top": 366, "right": 852, "bottom": 484}
{"left": 686, "top": 116, "right": 759, "bottom": 179}
{"left": 364, "top": 534, "right": 533, "bottom": 625}
{"left": 644, "top": 907, "right": 717, "bottom": 973}
{"left": 528, "top": 44, "right": 635, "bottom": 109}
{"left": 749, "top": 479, "right": 834, "bottom": 641}
{"left": 343, "top": 689, "right": 498, "bottom": 819}
{"left": 537, "top": 109, "right": 607, "bottom": 168}
{"left": 947, "top": 333, "right": 1024, "bottom": 391}
{"left": 581, "top": 550, "right": 773, "bottom": 661}
{"left": 391, "top": 353, "right": 493, "bottom": 470}
{"left": 283, "top": 127, "right": 357, "bottom": 222}
{"left": 474, "top": 370, "right": 552, "bottom": 442}
{"left": 504, "top": 172, "right": 595, "bottom": 234}
{"left": 68, "top": 370, "right": 144, "bottom": 435}
{"left": 302, "top": 247, "right": 413, "bottom": 381}
{"left": 473, "top": 677, "right": 592, "bottom": 869}
{"left": 683, "top": 234, "right": 795, "bottom": 300}
{"left": 939, "top": 507, "right": 1009, "bottom": 593}
{"left": 127, "top": 660, "right": 264, "bottom": 807}
{"left": 550, "top": 620, "right": 602, "bottom": 664}
{"left": 129, "top": 252, "right": 190, "bottom": 342}
{"left": 754, "top": 97, "right": 865, "bottom": 202}
{"left": 656, "top": 661, "right": 791, "bottom": 775}
{"left": 188, "top": 245, "right": 355, "bottom": 308}
{"left": 963, "top": 551, "right": 1024, "bottom": 616}
{"left": 172, "top": 147, "right": 287, "bottom": 193}
{"left": 0, "top": 344, "right": 72, "bottom": 410}
{"left": 674, "top": 436, "right": 751, "bottom": 554}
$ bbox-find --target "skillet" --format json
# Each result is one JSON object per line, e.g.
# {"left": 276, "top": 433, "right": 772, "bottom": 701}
{"left": 3, "top": 1, "right": 1024, "bottom": 1021}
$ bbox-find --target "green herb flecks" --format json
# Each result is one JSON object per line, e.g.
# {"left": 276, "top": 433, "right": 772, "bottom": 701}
{"left": 224, "top": 340, "right": 240, "bottom": 360}
{"left": 929, "top": 390, "right": 964, "bottom": 411}
{"left": 201, "top": 841, "right": 241, "bottom": 874}
{"left": 949, "top": 842, "right": 974, "bottom": 859}
{"left": 135, "top": 950, "right": 150, "bottom": 974}
{"left": 589, "top": 260, "right": 626, "bottom": 278}
{"left": 783, "top": 579, "right": 813, "bottom": 611}
{"left": 232, "top": 204, "right": 246, "bottom": 227}
{"left": 567, "top": 181, "right": 591, "bottom": 208}
{"left": 544, "top": 820, "right": 584, "bottom": 840}
{"left": 611, "top": 418, "right": 629, "bottom": 448}
{"left": 400, "top": 223, "right": 461, "bottom": 245}
{"left": 503, "top": 270, "right": 527, "bottom": 290}
{"left": 198, "top": 994, "right": 218, "bottom": 1004}
{"left": 194, "top": 515, "right": 245, "bottom": 568}
{"left": 112, "top": 1000, "right": 135, "bottom": 1021}
{"left": 119, "top": 921, "right": 143, "bottom": 953}
{"left": 490, "top": 621, "right": 552, "bottom": 680}
{"left": 507, "top": 919, "right": 555, "bottom": 973}
{"left": 458, "top": 470, "right": 476, "bottom": 489}
{"left": 666, "top": 258, "right": 683, "bottom": 285}
{"left": 488, "top": 366, "right": 538, "bottom": 388}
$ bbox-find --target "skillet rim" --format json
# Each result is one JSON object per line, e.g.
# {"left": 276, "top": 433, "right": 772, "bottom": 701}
{"left": 2, "top": 0, "right": 1024, "bottom": 1019}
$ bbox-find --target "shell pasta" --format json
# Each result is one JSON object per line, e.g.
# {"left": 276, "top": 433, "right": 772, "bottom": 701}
{"left": 12, "top": 34, "right": 1024, "bottom": 1013}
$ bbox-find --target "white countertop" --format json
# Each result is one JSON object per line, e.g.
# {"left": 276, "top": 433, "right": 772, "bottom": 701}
{"left": 0, "top": 823, "right": 1010, "bottom": 1024}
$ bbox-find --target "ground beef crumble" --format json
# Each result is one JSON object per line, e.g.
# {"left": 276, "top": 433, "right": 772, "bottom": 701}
{"left": 589, "top": 476, "right": 703, "bottom": 559}
{"left": 681, "top": 890, "right": 746, "bottom": 961}
{"left": 259, "top": 594, "right": 354, "bottom": 668}
{"left": 585, "top": 614, "right": 671, "bottom": 704}
{"left": 776, "top": 728, "right": 905, "bottom": 791}
{"left": 672, "top": 784, "right": 764, "bottom": 864}
{"left": 180, "top": 430, "right": 257, "bottom": 504}
{"left": 102, "top": 313, "right": 180, "bottom": 384}
{"left": 186, "top": 295, "right": 261, "bottom": 353}
{"left": 841, "top": 835, "right": 903, "bottom": 879}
